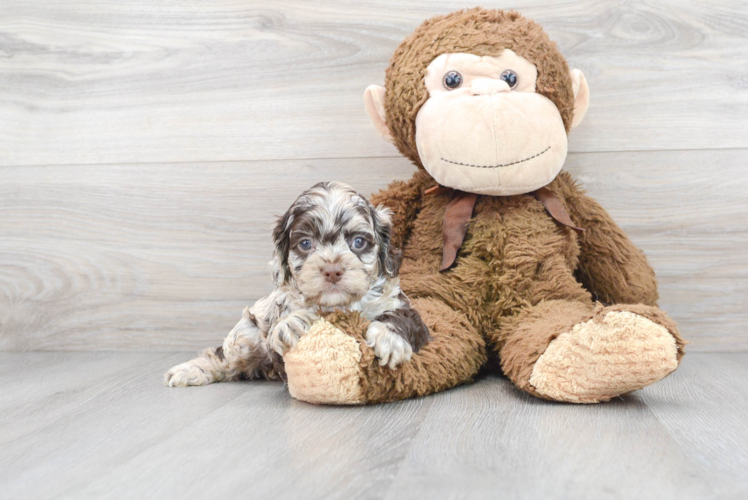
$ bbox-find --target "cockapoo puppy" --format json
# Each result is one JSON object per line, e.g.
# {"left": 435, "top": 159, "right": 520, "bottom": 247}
{"left": 165, "top": 181, "right": 429, "bottom": 387}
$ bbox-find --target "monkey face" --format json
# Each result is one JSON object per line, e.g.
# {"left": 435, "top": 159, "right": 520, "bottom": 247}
{"left": 414, "top": 50, "right": 569, "bottom": 196}
{"left": 365, "top": 14, "right": 590, "bottom": 196}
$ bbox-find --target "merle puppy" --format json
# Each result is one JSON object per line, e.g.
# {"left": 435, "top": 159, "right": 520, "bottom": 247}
{"left": 165, "top": 182, "right": 429, "bottom": 387}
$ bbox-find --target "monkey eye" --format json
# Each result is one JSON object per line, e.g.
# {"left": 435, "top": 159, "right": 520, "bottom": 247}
{"left": 501, "top": 69, "right": 519, "bottom": 89}
{"left": 442, "top": 70, "right": 463, "bottom": 90}
{"left": 351, "top": 237, "right": 368, "bottom": 250}
{"left": 298, "top": 239, "right": 313, "bottom": 251}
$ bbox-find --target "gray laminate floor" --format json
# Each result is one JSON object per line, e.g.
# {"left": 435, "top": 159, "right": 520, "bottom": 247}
{"left": 1, "top": 352, "right": 746, "bottom": 500}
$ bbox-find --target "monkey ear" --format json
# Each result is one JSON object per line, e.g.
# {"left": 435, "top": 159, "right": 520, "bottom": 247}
{"left": 364, "top": 85, "right": 393, "bottom": 142}
{"left": 570, "top": 69, "right": 590, "bottom": 129}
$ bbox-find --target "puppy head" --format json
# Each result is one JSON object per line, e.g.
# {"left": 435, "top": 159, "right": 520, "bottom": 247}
{"left": 272, "top": 182, "right": 397, "bottom": 307}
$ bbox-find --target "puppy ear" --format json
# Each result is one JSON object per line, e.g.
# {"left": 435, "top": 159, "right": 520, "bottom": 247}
{"left": 272, "top": 208, "right": 294, "bottom": 284}
{"left": 371, "top": 204, "right": 400, "bottom": 278}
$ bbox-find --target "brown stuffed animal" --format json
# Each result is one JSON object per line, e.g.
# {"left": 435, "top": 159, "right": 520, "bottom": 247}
{"left": 284, "top": 8, "right": 686, "bottom": 404}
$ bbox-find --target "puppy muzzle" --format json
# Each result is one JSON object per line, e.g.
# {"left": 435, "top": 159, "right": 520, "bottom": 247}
{"left": 297, "top": 250, "right": 372, "bottom": 307}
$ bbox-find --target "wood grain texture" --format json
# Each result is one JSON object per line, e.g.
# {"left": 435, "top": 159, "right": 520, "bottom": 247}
{"left": 385, "top": 372, "right": 718, "bottom": 500}
{"left": 1, "top": 0, "right": 747, "bottom": 167}
{"left": 2, "top": 149, "right": 747, "bottom": 351}
{"left": 0, "top": 157, "right": 417, "bottom": 350}
{"left": 641, "top": 352, "right": 748, "bottom": 493}
{"left": 0, "top": 352, "right": 432, "bottom": 500}
{"left": 0, "top": 352, "right": 745, "bottom": 499}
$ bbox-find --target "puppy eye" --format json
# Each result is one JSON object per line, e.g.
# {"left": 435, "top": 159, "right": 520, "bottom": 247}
{"left": 352, "top": 237, "right": 367, "bottom": 250}
{"left": 298, "top": 239, "right": 312, "bottom": 251}
{"left": 442, "top": 70, "right": 462, "bottom": 90}
{"left": 501, "top": 69, "right": 518, "bottom": 89}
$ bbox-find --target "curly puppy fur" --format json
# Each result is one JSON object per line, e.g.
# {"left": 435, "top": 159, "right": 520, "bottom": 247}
{"left": 165, "top": 182, "right": 429, "bottom": 387}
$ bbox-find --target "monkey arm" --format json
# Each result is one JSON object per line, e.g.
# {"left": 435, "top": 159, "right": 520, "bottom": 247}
{"left": 370, "top": 169, "right": 432, "bottom": 249}
{"left": 553, "top": 172, "right": 659, "bottom": 306}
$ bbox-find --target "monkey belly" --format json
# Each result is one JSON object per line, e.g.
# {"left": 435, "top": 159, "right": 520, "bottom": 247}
{"left": 399, "top": 193, "right": 592, "bottom": 335}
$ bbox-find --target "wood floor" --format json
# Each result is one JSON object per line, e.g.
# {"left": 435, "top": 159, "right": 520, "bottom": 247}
{"left": 0, "top": 351, "right": 745, "bottom": 499}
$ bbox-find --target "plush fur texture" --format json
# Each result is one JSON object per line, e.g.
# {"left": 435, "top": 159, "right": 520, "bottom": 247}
{"left": 285, "top": 319, "right": 365, "bottom": 404}
{"left": 384, "top": 8, "right": 575, "bottom": 168}
{"left": 528, "top": 309, "right": 680, "bottom": 403}
{"left": 281, "top": 9, "right": 687, "bottom": 405}
{"left": 313, "top": 299, "right": 487, "bottom": 404}
{"left": 377, "top": 169, "right": 684, "bottom": 398}
{"left": 287, "top": 169, "right": 685, "bottom": 404}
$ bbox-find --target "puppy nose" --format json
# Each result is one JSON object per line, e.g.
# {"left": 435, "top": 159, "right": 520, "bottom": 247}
{"left": 470, "top": 77, "right": 510, "bottom": 96}
{"left": 321, "top": 264, "right": 344, "bottom": 284}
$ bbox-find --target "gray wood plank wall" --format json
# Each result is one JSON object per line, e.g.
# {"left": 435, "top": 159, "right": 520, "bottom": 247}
{"left": 1, "top": 0, "right": 747, "bottom": 351}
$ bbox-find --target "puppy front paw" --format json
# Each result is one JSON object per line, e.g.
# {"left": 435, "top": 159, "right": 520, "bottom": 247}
{"left": 164, "top": 360, "right": 216, "bottom": 387}
{"left": 365, "top": 321, "right": 413, "bottom": 369}
{"left": 268, "top": 313, "right": 313, "bottom": 356}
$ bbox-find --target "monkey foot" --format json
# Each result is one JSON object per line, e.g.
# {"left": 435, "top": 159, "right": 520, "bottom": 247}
{"left": 529, "top": 309, "right": 682, "bottom": 403}
{"left": 284, "top": 319, "right": 365, "bottom": 405}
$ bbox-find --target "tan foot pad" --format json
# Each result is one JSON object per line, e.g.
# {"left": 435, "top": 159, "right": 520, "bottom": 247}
{"left": 529, "top": 311, "right": 679, "bottom": 403}
{"left": 284, "top": 319, "right": 364, "bottom": 405}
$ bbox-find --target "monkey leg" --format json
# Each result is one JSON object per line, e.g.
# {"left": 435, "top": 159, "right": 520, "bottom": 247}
{"left": 284, "top": 298, "right": 487, "bottom": 405}
{"left": 498, "top": 300, "right": 687, "bottom": 403}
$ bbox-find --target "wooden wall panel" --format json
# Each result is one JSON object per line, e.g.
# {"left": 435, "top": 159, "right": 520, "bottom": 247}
{"left": 0, "top": 158, "right": 416, "bottom": 350}
{"left": 1, "top": 0, "right": 747, "bottom": 167}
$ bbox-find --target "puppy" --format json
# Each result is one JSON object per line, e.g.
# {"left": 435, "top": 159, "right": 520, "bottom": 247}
{"left": 165, "top": 181, "right": 429, "bottom": 387}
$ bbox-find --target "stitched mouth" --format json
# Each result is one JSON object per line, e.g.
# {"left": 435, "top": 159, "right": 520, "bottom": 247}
{"left": 440, "top": 146, "right": 551, "bottom": 169}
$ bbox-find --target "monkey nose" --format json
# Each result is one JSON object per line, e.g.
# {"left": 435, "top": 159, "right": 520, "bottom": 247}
{"left": 470, "top": 78, "right": 510, "bottom": 96}
{"left": 321, "top": 263, "right": 344, "bottom": 284}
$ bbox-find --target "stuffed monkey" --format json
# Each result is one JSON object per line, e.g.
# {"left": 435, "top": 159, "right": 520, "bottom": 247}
{"left": 284, "top": 8, "right": 686, "bottom": 404}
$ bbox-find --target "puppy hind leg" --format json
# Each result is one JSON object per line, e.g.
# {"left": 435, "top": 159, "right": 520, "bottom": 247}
{"left": 164, "top": 308, "right": 276, "bottom": 387}
{"left": 163, "top": 345, "right": 230, "bottom": 387}
{"left": 222, "top": 307, "right": 279, "bottom": 380}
